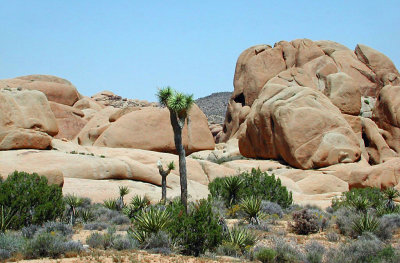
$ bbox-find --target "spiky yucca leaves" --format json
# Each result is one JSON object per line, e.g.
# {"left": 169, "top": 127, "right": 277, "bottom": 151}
{"left": 64, "top": 194, "right": 83, "bottom": 225}
{"left": 352, "top": 213, "right": 380, "bottom": 236}
{"left": 349, "top": 196, "right": 371, "bottom": 213}
{"left": 383, "top": 187, "right": 400, "bottom": 212}
{"left": 157, "top": 86, "right": 173, "bottom": 107}
{"left": 103, "top": 198, "right": 118, "bottom": 211}
{"left": 225, "top": 227, "right": 256, "bottom": 253}
{"left": 78, "top": 209, "right": 95, "bottom": 223}
{"left": 224, "top": 176, "right": 244, "bottom": 208}
{"left": 117, "top": 186, "right": 130, "bottom": 210}
{"left": 129, "top": 207, "right": 171, "bottom": 243}
{"left": 0, "top": 205, "right": 18, "bottom": 232}
{"left": 123, "top": 195, "right": 150, "bottom": 219}
{"left": 240, "top": 196, "right": 261, "bottom": 225}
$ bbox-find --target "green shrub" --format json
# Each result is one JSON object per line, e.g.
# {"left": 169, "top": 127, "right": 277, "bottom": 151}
{"left": 331, "top": 187, "right": 385, "bottom": 212}
{"left": 209, "top": 168, "right": 292, "bottom": 209}
{"left": 166, "top": 199, "right": 223, "bottom": 256}
{"left": 216, "top": 242, "right": 242, "bottom": 258}
{"left": 224, "top": 226, "right": 256, "bottom": 253}
{"left": 86, "top": 227, "right": 119, "bottom": 250}
{"left": 254, "top": 247, "right": 277, "bottom": 263}
{"left": 0, "top": 171, "right": 64, "bottom": 229}
{"left": 0, "top": 232, "right": 25, "bottom": 256}
{"left": 352, "top": 213, "right": 380, "bottom": 237}
{"left": 305, "top": 241, "right": 325, "bottom": 263}
{"left": 240, "top": 196, "right": 261, "bottom": 225}
{"left": 103, "top": 198, "right": 118, "bottom": 210}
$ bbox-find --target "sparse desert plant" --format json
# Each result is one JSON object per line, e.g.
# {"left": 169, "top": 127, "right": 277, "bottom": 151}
{"left": 103, "top": 198, "right": 118, "bottom": 210}
{"left": 383, "top": 187, "right": 400, "bottom": 213}
{"left": 123, "top": 195, "right": 150, "bottom": 219}
{"left": 110, "top": 214, "right": 131, "bottom": 225}
{"left": 42, "top": 221, "right": 74, "bottom": 237}
{"left": 240, "top": 196, "right": 261, "bottom": 225}
{"left": 326, "top": 231, "right": 339, "bottom": 242}
{"left": 334, "top": 207, "right": 361, "bottom": 237}
{"left": 216, "top": 242, "right": 242, "bottom": 258}
{"left": 141, "top": 231, "right": 173, "bottom": 254}
{"left": 133, "top": 206, "right": 171, "bottom": 234}
{"left": 78, "top": 208, "right": 95, "bottom": 223}
{"left": 112, "top": 236, "right": 138, "bottom": 251}
{"left": 83, "top": 221, "right": 110, "bottom": 231}
{"left": 157, "top": 160, "right": 175, "bottom": 202}
{"left": 157, "top": 87, "right": 194, "bottom": 213}
{"left": 352, "top": 213, "right": 380, "bottom": 237}
{"left": 331, "top": 187, "right": 385, "bottom": 212}
{"left": 272, "top": 236, "right": 304, "bottom": 263}
{"left": 0, "top": 171, "right": 64, "bottom": 229}
{"left": 0, "top": 205, "right": 18, "bottom": 232}
{"left": 117, "top": 186, "right": 130, "bottom": 210}
{"left": 254, "top": 247, "right": 277, "bottom": 263}
{"left": 224, "top": 227, "right": 256, "bottom": 253}
{"left": 221, "top": 176, "right": 244, "bottom": 208}
{"left": 0, "top": 232, "right": 25, "bottom": 258}
{"left": 375, "top": 213, "right": 400, "bottom": 240}
{"left": 86, "top": 227, "right": 118, "bottom": 249}
{"left": 348, "top": 196, "right": 372, "bottom": 213}
{"left": 291, "top": 209, "right": 320, "bottom": 235}
{"left": 305, "top": 241, "right": 325, "bottom": 263}
{"left": 64, "top": 194, "right": 83, "bottom": 225}
{"left": 261, "top": 201, "right": 284, "bottom": 218}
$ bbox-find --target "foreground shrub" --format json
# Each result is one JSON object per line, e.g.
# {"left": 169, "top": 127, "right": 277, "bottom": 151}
{"left": 25, "top": 232, "right": 83, "bottom": 259}
{"left": 260, "top": 201, "right": 284, "bottom": 218}
{"left": 0, "top": 171, "right": 64, "bottom": 229}
{"left": 240, "top": 196, "right": 261, "bottom": 225}
{"left": 83, "top": 221, "right": 109, "bottom": 231}
{"left": 0, "top": 232, "right": 25, "bottom": 258}
{"left": 352, "top": 213, "right": 380, "bottom": 237}
{"left": 305, "top": 241, "right": 325, "bottom": 263}
{"left": 254, "top": 247, "right": 277, "bottom": 263}
{"left": 291, "top": 209, "right": 320, "bottom": 235}
{"left": 167, "top": 199, "right": 223, "bottom": 256}
{"left": 209, "top": 168, "right": 293, "bottom": 209}
{"left": 334, "top": 207, "right": 361, "bottom": 237}
{"left": 375, "top": 213, "right": 400, "bottom": 240}
{"left": 141, "top": 231, "right": 173, "bottom": 254}
{"left": 224, "top": 226, "right": 256, "bottom": 254}
{"left": 86, "top": 227, "right": 126, "bottom": 250}
{"left": 272, "top": 236, "right": 304, "bottom": 262}
{"left": 331, "top": 187, "right": 385, "bottom": 212}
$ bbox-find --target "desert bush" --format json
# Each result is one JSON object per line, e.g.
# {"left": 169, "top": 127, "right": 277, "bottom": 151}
{"left": 375, "top": 213, "right": 400, "bottom": 240}
{"left": 326, "top": 231, "right": 339, "bottom": 242}
{"left": 261, "top": 201, "right": 284, "bottom": 218}
{"left": 209, "top": 169, "right": 292, "bottom": 209}
{"left": 166, "top": 199, "right": 223, "bottom": 256}
{"left": 0, "top": 205, "right": 18, "bottom": 232}
{"left": 86, "top": 227, "right": 118, "bottom": 250}
{"left": 0, "top": 248, "right": 10, "bottom": 261}
{"left": 291, "top": 209, "right": 320, "bottom": 235}
{"left": 241, "top": 196, "right": 262, "bottom": 225}
{"left": 77, "top": 208, "right": 95, "bottom": 223}
{"left": 123, "top": 195, "right": 150, "bottom": 219}
{"left": 103, "top": 198, "right": 118, "bottom": 210}
{"left": 24, "top": 232, "right": 83, "bottom": 259}
{"left": 83, "top": 221, "right": 110, "bottom": 231}
{"left": 254, "top": 247, "right": 277, "bottom": 263}
{"left": 334, "top": 207, "right": 361, "bottom": 237}
{"left": 245, "top": 220, "right": 270, "bottom": 232}
{"left": 142, "top": 231, "right": 173, "bottom": 254}
{"left": 93, "top": 206, "right": 122, "bottom": 223}
{"left": 132, "top": 206, "right": 171, "bottom": 235}
{"left": 331, "top": 187, "right": 385, "bottom": 212}
{"left": 42, "top": 221, "right": 74, "bottom": 237}
{"left": 224, "top": 226, "right": 256, "bottom": 253}
{"left": 326, "top": 233, "right": 400, "bottom": 263}
{"left": 112, "top": 236, "right": 138, "bottom": 251}
{"left": 305, "top": 241, "right": 325, "bottom": 263}
{"left": 86, "top": 232, "right": 104, "bottom": 249}
{"left": 21, "top": 224, "right": 41, "bottom": 239}
{"left": 110, "top": 214, "right": 131, "bottom": 225}
{"left": 272, "top": 236, "right": 304, "bottom": 262}
{"left": 216, "top": 242, "right": 242, "bottom": 258}
{"left": 0, "top": 171, "right": 64, "bottom": 229}
{"left": 0, "top": 232, "right": 25, "bottom": 256}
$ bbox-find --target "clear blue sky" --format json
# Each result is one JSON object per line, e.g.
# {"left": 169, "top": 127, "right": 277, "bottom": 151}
{"left": 1, "top": 1, "right": 399, "bottom": 101}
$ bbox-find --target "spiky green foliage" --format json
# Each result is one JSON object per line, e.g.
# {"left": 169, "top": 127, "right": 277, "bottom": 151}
{"left": 331, "top": 187, "right": 385, "bottom": 212}
{"left": 0, "top": 206, "right": 18, "bottom": 232}
{"left": 103, "top": 198, "right": 118, "bottom": 210}
{"left": 119, "top": 186, "right": 130, "bottom": 197}
{"left": 157, "top": 86, "right": 173, "bottom": 107}
{"left": 223, "top": 176, "right": 244, "bottom": 208}
{"left": 167, "top": 161, "right": 175, "bottom": 171}
{"left": 0, "top": 171, "right": 64, "bottom": 229}
{"left": 240, "top": 196, "right": 261, "bottom": 225}
{"left": 64, "top": 194, "right": 83, "bottom": 225}
{"left": 123, "top": 195, "right": 151, "bottom": 219}
{"left": 225, "top": 227, "right": 256, "bottom": 252}
{"left": 352, "top": 213, "right": 380, "bottom": 236}
{"left": 383, "top": 187, "right": 400, "bottom": 212}
{"left": 349, "top": 196, "right": 372, "bottom": 213}
{"left": 131, "top": 207, "right": 171, "bottom": 239}
{"left": 78, "top": 209, "right": 95, "bottom": 223}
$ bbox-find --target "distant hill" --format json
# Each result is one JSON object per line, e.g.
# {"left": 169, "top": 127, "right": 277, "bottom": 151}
{"left": 195, "top": 92, "right": 231, "bottom": 124}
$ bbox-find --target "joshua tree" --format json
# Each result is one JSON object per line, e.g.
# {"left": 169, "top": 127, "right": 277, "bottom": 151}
{"left": 117, "top": 186, "right": 130, "bottom": 210}
{"left": 157, "top": 160, "right": 175, "bottom": 202}
{"left": 64, "top": 194, "right": 83, "bottom": 225}
{"left": 157, "top": 87, "right": 194, "bottom": 213}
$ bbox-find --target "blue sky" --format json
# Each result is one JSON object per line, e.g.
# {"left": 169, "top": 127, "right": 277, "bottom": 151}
{"left": 1, "top": 1, "right": 399, "bottom": 101}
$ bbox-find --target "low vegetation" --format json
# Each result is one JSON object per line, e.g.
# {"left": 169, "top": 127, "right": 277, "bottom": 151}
{"left": 0, "top": 171, "right": 399, "bottom": 262}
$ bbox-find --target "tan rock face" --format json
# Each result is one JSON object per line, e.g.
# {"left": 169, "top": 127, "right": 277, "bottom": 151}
{"left": 373, "top": 85, "right": 400, "bottom": 153}
{"left": 239, "top": 84, "right": 361, "bottom": 169}
{"left": 94, "top": 104, "right": 215, "bottom": 155}
{"left": 73, "top": 97, "right": 104, "bottom": 111}
{"left": 0, "top": 88, "right": 58, "bottom": 150}
{"left": 50, "top": 102, "right": 88, "bottom": 140}
{"left": 0, "top": 75, "right": 80, "bottom": 106}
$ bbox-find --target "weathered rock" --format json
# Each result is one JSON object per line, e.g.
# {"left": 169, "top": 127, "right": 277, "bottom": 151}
{"left": 0, "top": 75, "right": 80, "bottom": 106}
{"left": 109, "top": 107, "right": 142, "bottom": 122}
{"left": 239, "top": 84, "right": 361, "bottom": 169}
{"left": 355, "top": 44, "right": 400, "bottom": 92}
{"left": 373, "top": 85, "right": 400, "bottom": 153}
{"left": 50, "top": 102, "right": 88, "bottom": 140}
{"left": 0, "top": 88, "right": 58, "bottom": 150}
{"left": 73, "top": 97, "right": 104, "bottom": 111}
{"left": 326, "top": 72, "right": 361, "bottom": 115}
{"left": 296, "top": 173, "right": 348, "bottom": 194}
{"left": 94, "top": 104, "right": 215, "bottom": 155}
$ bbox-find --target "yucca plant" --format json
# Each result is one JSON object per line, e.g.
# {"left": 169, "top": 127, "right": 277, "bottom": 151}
{"left": 64, "top": 194, "right": 83, "bottom": 225}
{"left": 352, "top": 213, "right": 380, "bottom": 236}
{"left": 157, "top": 87, "right": 194, "bottom": 213}
{"left": 225, "top": 227, "right": 256, "bottom": 253}
{"left": 103, "top": 198, "right": 118, "bottom": 211}
{"left": 130, "top": 207, "right": 172, "bottom": 243}
{"left": 0, "top": 205, "right": 18, "bottom": 232}
{"left": 157, "top": 160, "right": 175, "bottom": 203}
{"left": 223, "top": 176, "right": 244, "bottom": 208}
{"left": 78, "top": 208, "right": 95, "bottom": 223}
{"left": 383, "top": 187, "right": 400, "bottom": 213}
{"left": 117, "top": 186, "right": 130, "bottom": 210}
{"left": 240, "top": 196, "right": 261, "bottom": 225}
{"left": 349, "top": 196, "right": 371, "bottom": 213}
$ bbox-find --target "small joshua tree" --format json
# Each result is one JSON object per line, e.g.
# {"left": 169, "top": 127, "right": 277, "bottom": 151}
{"left": 157, "top": 87, "right": 194, "bottom": 213}
{"left": 117, "top": 186, "right": 130, "bottom": 211}
{"left": 157, "top": 160, "right": 175, "bottom": 202}
{"left": 64, "top": 194, "right": 83, "bottom": 225}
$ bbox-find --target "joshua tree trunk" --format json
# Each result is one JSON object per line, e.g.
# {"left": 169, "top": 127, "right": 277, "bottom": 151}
{"left": 161, "top": 173, "right": 167, "bottom": 202}
{"left": 169, "top": 110, "right": 188, "bottom": 213}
